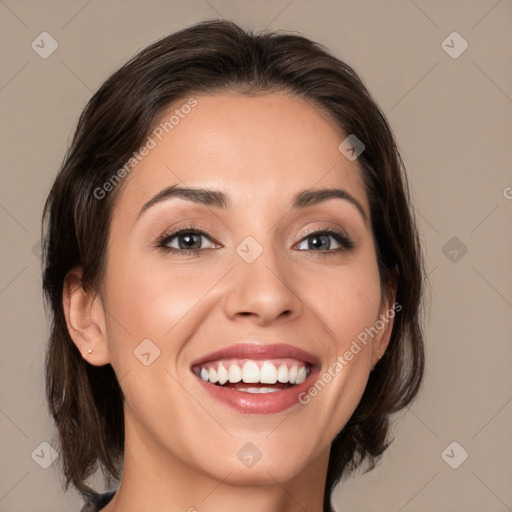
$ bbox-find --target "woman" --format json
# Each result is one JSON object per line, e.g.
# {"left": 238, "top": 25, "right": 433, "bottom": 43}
{"left": 42, "top": 19, "right": 425, "bottom": 512}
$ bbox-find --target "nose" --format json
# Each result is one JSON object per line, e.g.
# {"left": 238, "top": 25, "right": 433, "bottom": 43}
{"left": 223, "top": 243, "right": 303, "bottom": 326}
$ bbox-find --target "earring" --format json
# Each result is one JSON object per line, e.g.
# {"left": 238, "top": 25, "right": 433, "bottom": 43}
{"left": 86, "top": 346, "right": 95, "bottom": 354}
{"left": 370, "top": 349, "right": 381, "bottom": 372}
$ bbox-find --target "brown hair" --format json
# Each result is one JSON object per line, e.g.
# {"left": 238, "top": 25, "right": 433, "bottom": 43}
{"left": 42, "top": 19, "right": 426, "bottom": 510}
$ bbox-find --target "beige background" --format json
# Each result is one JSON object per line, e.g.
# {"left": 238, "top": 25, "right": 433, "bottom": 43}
{"left": 1, "top": 1, "right": 511, "bottom": 511}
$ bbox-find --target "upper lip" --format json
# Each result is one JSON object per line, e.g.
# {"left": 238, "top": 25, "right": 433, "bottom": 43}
{"left": 190, "top": 342, "right": 321, "bottom": 368}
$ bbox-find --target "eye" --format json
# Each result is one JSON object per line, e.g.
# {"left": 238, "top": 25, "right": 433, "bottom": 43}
{"left": 156, "top": 226, "right": 218, "bottom": 255}
{"left": 154, "top": 225, "right": 354, "bottom": 257}
{"left": 295, "top": 228, "right": 354, "bottom": 253}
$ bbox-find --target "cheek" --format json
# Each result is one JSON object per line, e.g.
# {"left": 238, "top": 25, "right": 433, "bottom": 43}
{"left": 103, "top": 255, "right": 214, "bottom": 345}
{"left": 100, "top": 252, "right": 233, "bottom": 408}
{"left": 99, "top": 258, "right": 214, "bottom": 442}
{"left": 295, "top": 254, "right": 382, "bottom": 434}
{"left": 304, "top": 256, "right": 383, "bottom": 348}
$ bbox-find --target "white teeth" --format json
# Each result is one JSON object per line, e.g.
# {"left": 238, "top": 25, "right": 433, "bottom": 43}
{"left": 217, "top": 364, "right": 228, "bottom": 385}
{"left": 296, "top": 366, "right": 307, "bottom": 384}
{"left": 277, "top": 364, "right": 289, "bottom": 383}
{"left": 237, "top": 387, "right": 281, "bottom": 394}
{"left": 208, "top": 367, "right": 219, "bottom": 384}
{"left": 260, "top": 361, "right": 277, "bottom": 384}
{"left": 241, "top": 361, "right": 260, "bottom": 383}
{"left": 227, "top": 364, "right": 242, "bottom": 383}
{"left": 289, "top": 365, "right": 298, "bottom": 384}
{"left": 196, "top": 359, "right": 311, "bottom": 386}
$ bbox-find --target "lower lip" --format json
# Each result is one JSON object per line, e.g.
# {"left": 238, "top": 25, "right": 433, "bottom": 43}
{"left": 193, "top": 367, "right": 320, "bottom": 414}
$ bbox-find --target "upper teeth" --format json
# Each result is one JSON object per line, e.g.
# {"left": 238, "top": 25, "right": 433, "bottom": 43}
{"left": 195, "top": 360, "right": 309, "bottom": 385}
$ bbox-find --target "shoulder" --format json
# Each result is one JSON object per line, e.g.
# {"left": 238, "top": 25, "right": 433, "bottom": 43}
{"left": 78, "top": 490, "right": 117, "bottom": 512}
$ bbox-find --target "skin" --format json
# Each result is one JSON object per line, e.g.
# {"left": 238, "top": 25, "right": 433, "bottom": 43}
{"left": 63, "top": 91, "right": 395, "bottom": 512}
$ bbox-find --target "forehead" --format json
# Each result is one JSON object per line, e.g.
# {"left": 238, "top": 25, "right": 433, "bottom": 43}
{"left": 114, "top": 92, "right": 369, "bottom": 221}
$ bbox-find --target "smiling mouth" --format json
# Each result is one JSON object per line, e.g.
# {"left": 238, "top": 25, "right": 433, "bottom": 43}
{"left": 192, "top": 358, "right": 312, "bottom": 394}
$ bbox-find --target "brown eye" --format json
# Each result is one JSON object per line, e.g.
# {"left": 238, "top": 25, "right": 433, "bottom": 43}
{"left": 296, "top": 228, "right": 354, "bottom": 252}
{"left": 156, "top": 227, "right": 218, "bottom": 255}
{"left": 171, "top": 232, "right": 203, "bottom": 250}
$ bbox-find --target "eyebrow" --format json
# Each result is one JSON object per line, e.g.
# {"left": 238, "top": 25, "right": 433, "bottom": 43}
{"left": 136, "top": 185, "right": 368, "bottom": 224}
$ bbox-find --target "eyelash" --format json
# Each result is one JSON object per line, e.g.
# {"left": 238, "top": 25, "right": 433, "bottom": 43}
{"left": 155, "top": 224, "right": 355, "bottom": 257}
{"left": 155, "top": 225, "right": 215, "bottom": 258}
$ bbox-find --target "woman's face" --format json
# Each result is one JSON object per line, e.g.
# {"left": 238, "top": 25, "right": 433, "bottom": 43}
{"left": 86, "top": 92, "right": 394, "bottom": 486}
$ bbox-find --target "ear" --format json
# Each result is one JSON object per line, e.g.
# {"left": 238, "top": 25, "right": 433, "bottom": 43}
{"left": 372, "top": 267, "right": 399, "bottom": 367}
{"left": 62, "top": 267, "right": 111, "bottom": 366}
